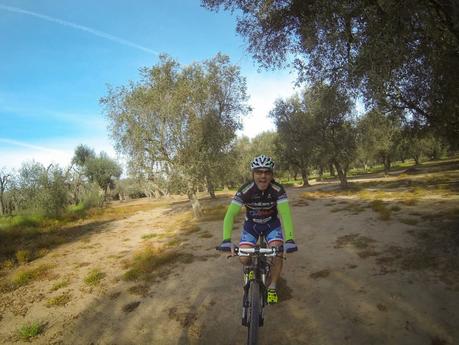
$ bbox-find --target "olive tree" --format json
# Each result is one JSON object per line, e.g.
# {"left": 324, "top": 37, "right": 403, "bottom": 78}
{"left": 202, "top": 0, "right": 459, "bottom": 148}
{"left": 101, "top": 53, "right": 249, "bottom": 217}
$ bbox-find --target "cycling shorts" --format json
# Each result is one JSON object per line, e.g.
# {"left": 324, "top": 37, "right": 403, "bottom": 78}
{"left": 239, "top": 218, "right": 284, "bottom": 247}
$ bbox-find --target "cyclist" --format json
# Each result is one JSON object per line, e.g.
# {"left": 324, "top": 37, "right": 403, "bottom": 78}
{"left": 217, "top": 154, "right": 298, "bottom": 304}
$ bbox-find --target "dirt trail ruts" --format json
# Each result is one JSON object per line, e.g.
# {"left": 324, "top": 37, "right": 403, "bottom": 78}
{"left": 0, "top": 180, "right": 458, "bottom": 345}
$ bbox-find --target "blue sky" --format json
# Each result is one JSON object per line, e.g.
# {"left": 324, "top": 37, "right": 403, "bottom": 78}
{"left": 0, "top": 0, "right": 297, "bottom": 170}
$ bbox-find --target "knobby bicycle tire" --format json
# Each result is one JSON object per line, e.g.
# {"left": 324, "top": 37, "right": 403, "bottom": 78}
{"left": 247, "top": 280, "right": 260, "bottom": 345}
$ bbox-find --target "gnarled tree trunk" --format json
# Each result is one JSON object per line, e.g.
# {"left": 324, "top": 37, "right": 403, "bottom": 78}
{"left": 333, "top": 160, "right": 348, "bottom": 187}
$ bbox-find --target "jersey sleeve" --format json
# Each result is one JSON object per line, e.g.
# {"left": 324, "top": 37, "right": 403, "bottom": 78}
{"left": 223, "top": 202, "right": 242, "bottom": 240}
{"left": 274, "top": 182, "right": 294, "bottom": 240}
{"left": 278, "top": 201, "right": 294, "bottom": 241}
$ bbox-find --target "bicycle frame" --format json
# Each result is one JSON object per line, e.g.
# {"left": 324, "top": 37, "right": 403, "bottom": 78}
{"left": 231, "top": 239, "right": 281, "bottom": 345}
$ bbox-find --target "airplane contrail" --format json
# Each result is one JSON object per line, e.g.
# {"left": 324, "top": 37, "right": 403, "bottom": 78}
{"left": 0, "top": 138, "right": 65, "bottom": 154}
{"left": 0, "top": 4, "right": 159, "bottom": 55}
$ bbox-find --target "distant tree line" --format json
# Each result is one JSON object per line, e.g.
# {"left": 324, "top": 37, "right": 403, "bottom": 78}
{"left": 0, "top": 146, "right": 122, "bottom": 218}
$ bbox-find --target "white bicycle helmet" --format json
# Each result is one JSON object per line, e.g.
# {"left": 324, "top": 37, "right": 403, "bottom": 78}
{"left": 250, "top": 155, "right": 275, "bottom": 171}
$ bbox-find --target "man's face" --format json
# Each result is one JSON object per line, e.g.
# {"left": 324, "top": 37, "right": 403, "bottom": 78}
{"left": 253, "top": 169, "right": 273, "bottom": 191}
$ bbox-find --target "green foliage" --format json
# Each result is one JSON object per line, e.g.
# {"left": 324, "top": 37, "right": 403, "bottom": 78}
{"left": 101, "top": 53, "right": 249, "bottom": 199}
{"left": 84, "top": 152, "right": 122, "bottom": 195}
{"left": 72, "top": 144, "right": 95, "bottom": 167}
{"left": 83, "top": 269, "right": 106, "bottom": 286}
{"left": 17, "top": 321, "right": 45, "bottom": 340}
{"left": 50, "top": 279, "right": 70, "bottom": 291}
{"left": 12, "top": 162, "right": 70, "bottom": 217}
{"left": 46, "top": 292, "right": 72, "bottom": 307}
{"left": 15, "top": 249, "right": 31, "bottom": 264}
{"left": 4, "top": 264, "right": 53, "bottom": 291}
{"left": 202, "top": 0, "right": 459, "bottom": 147}
{"left": 271, "top": 83, "right": 356, "bottom": 186}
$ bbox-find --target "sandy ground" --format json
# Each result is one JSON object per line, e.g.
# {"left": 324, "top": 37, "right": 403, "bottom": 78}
{"left": 0, "top": 175, "right": 458, "bottom": 345}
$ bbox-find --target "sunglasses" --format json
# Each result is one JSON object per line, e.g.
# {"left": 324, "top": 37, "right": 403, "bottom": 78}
{"left": 253, "top": 170, "right": 273, "bottom": 176}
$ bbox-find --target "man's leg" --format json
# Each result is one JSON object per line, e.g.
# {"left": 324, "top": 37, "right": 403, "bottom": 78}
{"left": 239, "top": 225, "right": 258, "bottom": 267}
{"left": 267, "top": 240, "right": 283, "bottom": 287}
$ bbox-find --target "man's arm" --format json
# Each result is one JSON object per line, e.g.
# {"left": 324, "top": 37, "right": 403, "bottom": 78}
{"left": 277, "top": 200, "right": 294, "bottom": 241}
{"left": 223, "top": 202, "right": 242, "bottom": 240}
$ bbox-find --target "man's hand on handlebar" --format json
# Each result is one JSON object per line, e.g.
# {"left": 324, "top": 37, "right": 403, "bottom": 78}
{"left": 216, "top": 239, "right": 232, "bottom": 252}
{"left": 284, "top": 239, "right": 298, "bottom": 253}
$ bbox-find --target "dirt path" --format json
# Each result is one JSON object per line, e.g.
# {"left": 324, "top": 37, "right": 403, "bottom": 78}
{"left": 1, "top": 175, "right": 458, "bottom": 344}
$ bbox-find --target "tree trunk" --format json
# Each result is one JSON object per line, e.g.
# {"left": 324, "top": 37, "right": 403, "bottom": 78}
{"left": 300, "top": 167, "right": 310, "bottom": 187}
{"left": 333, "top": 160, "right": 348, "bottom": 187}
{"left": 0, "top": 193, "right": 3, "bottom": 216}
{"left": 206, "top": 178, "right": 216, "bottom": 199}
{"left": 329, "top": 163, "right": 336, "bottom": 177}
{"left": 383, "top": 156, "right": 391, "bottom": 176}
{"left": 317, "top": 165, "right": 324, "bottom": 181}
{"left": 187, "top": 181, "right": 202, "bottom": 218}
{"left": 188, "top": 191, "right": 203, "bottom": 218}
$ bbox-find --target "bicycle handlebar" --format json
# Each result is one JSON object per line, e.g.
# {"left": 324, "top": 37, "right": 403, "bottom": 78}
{"left": 219, "top": 245, "right": 281, "bottom": 257}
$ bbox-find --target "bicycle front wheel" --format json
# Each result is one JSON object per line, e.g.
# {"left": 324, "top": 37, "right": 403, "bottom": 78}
{"left": 247, "top": 280, "right": 260, "bottom": 345}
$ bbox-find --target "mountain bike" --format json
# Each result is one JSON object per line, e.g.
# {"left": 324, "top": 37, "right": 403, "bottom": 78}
{"left": 220, "top": 237, "right": 281, "bottom": 345}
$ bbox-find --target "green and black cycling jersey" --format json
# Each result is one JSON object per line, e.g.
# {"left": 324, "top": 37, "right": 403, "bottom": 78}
{"left": 223, "top": 180, "right": 294, "bottom": 241}
{"left": 233, "top": 180, "right": 288, "bottom": 223}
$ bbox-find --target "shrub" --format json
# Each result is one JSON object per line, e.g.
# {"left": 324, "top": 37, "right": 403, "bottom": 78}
{"left": 17, "top": 321, "right": 45, "bottom": 340}
{"left": 16, "top": 249, "right": 31, "bottom": 264}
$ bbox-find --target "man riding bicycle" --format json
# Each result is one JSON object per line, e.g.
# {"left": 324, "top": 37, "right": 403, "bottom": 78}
{"left": 217, "top": 155, "right": 298, "bottom": 304}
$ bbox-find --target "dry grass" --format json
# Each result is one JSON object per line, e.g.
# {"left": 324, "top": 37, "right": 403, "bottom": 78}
{"left": 335, "top": 234, "right": 380, "bottom": 259}
{"left": 330, "top": 202, "right": 366, "bottom": 215}
{"left": 302, "top": 161, "right": 458, "bottom": 211}
{"left": 121, "top": 245, "right": 194, "bottom": 282}
{"left": 1, "top": 263, "right": 54, "bottom": 292}
{"left": 50, "top": 278, "right": 70, "bottom": 291}
{"left": 83, "top": 269, "right": 106, "bottom": 286}
{"left": 399, "top": 218, "right": 419, "bottom": 226}
{"left": 310, "top": 269, "right": 331, "bottom": 279}
{"left": 199, "top": 204, "right": 228, "bottom": 222}
{"left": 46, "top": 292, "right": 71, "bottom": 307}
{"left": 370, "top": 200, "right": 392, "bottom": 221}
{"left": 0, "top": 198, "right": 172, "bottom": 267}
{"left": 127, "top": 284, "right": 150, "bottom": 296}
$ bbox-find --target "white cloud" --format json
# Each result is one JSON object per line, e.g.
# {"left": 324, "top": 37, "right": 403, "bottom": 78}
{"left": 241, "top": 71, "right": 298, "bottom": 138}
{"left": 1, "top": 105, "right": 107, "bottom": 132}
{"left": 0, "top": 136, "right": 117, "bottom": 171}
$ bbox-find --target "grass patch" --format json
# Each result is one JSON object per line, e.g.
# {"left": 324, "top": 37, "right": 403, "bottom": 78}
{"left": 141, "top": 233, "right": 158, "bottom": 240}
{"left": 122, "top": 301, "right": 141, "bottom": 313}
{"left": 83, "top": 269, "right": 106, "bottom": 286}
{"left": 1, "top": 264, "right": 54, "bottom": 292}
{"left": 46, "top": 292, "right": 71, "bottom": 307}
{"left": 0, "top": 199, "right": 172, "bottom": 266}
{"left": 199, "top": 232, "right": 213, "bottom": 238}
{"left": 16, "top": 249, "right": 31, "bottom": 264}
{"left": 310, "top": 269, "right": 330, "bottom": 279}
{"left": 200, "top": 204, "right": 227, "bottom": 222}
{"left": 122, "top": 245, "right": 194, "bottom": 282}
{"left": 370, "top": 200, "right": 391, "bottom": 221}
{"left": 50, "top": 278, "right": 70, "bottom": 291}
{"left": 399, "top": 218, "right": 419, "bottom": 226}
{"left": 335, "top": 234, "right": 377, "bottom": 250}
{"left": 335, "top": 234, "right": 379, "bottom": 259}
{"left": 17, "top": 321, "right": 45, "bottom": 341}
{"left": 128, "top": 284, "right": 150, "bottom": 296}
{"left": 330, "top": 203, "right": 366, "bottom": 215}
{"left": 390, "top": 205, "right": 401, "bottom": 212}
